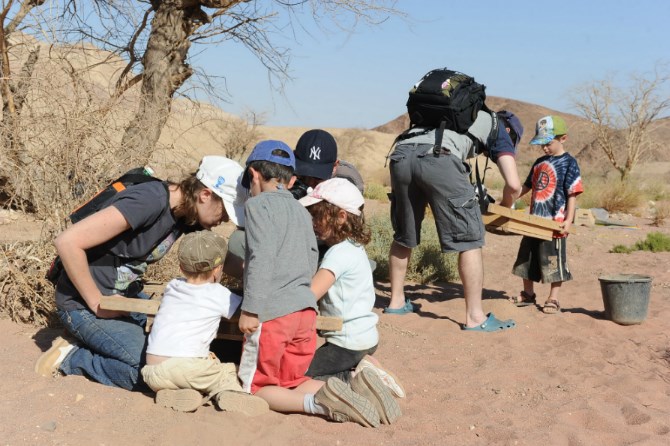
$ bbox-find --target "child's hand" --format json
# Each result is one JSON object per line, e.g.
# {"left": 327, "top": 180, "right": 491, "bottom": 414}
{"left": 239, "top": 311, "right": 260, "bottom": 334}
{"left": 559, "top": 220, "right": 572, "bottom": 234}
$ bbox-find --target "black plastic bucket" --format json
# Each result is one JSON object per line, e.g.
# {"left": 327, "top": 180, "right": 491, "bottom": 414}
{"left": 599, "top": 274, "right": 652, "bottom": 325}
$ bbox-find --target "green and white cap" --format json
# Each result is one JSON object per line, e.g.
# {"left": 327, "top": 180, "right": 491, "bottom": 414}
{"left": 530, "top": 115, "right": 568, "bottom": 145}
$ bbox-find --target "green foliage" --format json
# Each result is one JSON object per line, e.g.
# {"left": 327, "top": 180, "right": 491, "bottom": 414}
{"left": 364, "top": 183, "right": 389, "bottom": 202}
{"left": 610, "top": 244, "right": 634, "bottom": 254}
{"left": 610, "top": 232, "right": 670, "bottom": 253}
{"left": 634, "top": 232, "right": 670, "bottom": 252}
{"left": 366, "top": 215, "right": 459, "bottom": 284}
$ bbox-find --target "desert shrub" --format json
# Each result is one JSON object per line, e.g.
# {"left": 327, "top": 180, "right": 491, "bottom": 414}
{"left": 364, "top": 183, "right": 389, "bottom": 202}
{"left": 578, "top": 178, "right": 643, "bottom": 212}
{"left": 610, "top": 232, "right": 670, "bottom": 253}
{"left": 0, "top": 239, "right": 58, "bottom": 326}
{"left": 610, "top": 244, "right": 634, "bottom": 254}
{"left": 641, "top": 180, "right": 670, "bottom": 202}
{"left": 651, "top": 201, "right": 669, "bottom": 227}
{"left": 634, "top": 232, "right": 670, "bottom": 252}
{"left": 366, "top": 215, "right": 458, "bottom": 284}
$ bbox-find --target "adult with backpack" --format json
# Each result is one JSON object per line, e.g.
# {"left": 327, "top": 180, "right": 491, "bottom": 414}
{"left": 35, "top": 156, "right": 247, "bottom": 389}
{"left": 385, "top": 68, "right": 522, "bottom": 331}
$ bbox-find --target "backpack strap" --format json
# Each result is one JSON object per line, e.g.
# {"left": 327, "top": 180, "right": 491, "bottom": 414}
{"left": 473, "top": 156, "right": 493, "bottom": 213}
{"left": 433, "top": 120, "right": 447, "bottom": 156}
{"left": 384, "top": 126, "right": 432, "bottom": 167}
{"left": 465, "top": 109, "right": 499, "bottom": 157}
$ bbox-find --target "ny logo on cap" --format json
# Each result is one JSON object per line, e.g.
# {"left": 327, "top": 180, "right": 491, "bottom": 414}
{"left": 310, "top": 146, "right": 321, "bottom": 160}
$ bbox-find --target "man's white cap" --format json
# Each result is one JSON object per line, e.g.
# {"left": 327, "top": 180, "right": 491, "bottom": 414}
{"left": 299, "top": 177, "right": 364, "bottom": 216}
{"left": 196, "top": 156, "right": 247, "bottom": 226}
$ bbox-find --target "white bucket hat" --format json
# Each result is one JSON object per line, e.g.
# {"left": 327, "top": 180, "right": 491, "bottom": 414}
{"left": 196, "top": 156, "right": 247, "bottom": 226}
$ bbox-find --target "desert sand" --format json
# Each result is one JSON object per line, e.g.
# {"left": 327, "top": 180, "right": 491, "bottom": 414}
{"left": 1, "top": 209, "right": 669, "bottom": 446}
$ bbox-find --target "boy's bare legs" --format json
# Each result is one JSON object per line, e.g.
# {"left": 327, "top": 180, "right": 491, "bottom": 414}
{"left": 388, "top": 241, "right": 411, "bottom": 310}
{"left": 459, "top": 248, "right": 487, "bottom": 328}
{"left": 522, "top": 279, "right": 535, "bottom": 297}
{"left": 255, "top": 379, "right": 324, "bottom": 413}
{"left": 542, "top": 281, "right": 562, "bottom": 313}
{"left": 255, "top": 379, "right": 381, "bottom": 427}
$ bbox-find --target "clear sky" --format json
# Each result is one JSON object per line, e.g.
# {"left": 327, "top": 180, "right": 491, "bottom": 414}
{"left": 192, "top": 0, "right": 670, "bottom": 129}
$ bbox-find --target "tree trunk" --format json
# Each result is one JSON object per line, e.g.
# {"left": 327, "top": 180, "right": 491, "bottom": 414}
{"left": 120, "top": 1, "right": 196, "bottom": 166}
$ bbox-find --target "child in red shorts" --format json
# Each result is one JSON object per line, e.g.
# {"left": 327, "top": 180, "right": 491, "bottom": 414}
{"left": 236, "top": 140, "right": 399, "bottom": 427}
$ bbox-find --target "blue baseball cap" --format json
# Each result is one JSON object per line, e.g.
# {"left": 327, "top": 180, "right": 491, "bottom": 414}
{"left": 242, "top": 140, "right": 295, "bottom": 188}
{"left": 497, "top": 110, "right": 524, "bottom": 148}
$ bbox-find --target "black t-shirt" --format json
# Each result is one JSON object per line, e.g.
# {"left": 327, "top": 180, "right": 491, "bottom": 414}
{"left": 56, "top": 182, "right": 185, "bottom": 311}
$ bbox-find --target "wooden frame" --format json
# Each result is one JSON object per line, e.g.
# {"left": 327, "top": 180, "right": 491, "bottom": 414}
{"left": 482, "top": 203, "right": 575, "bottom": 241}
{"left": 100, "top": 288, "right": 343, "bottom": 342}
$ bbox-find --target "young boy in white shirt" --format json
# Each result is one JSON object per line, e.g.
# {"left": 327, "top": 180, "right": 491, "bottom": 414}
{"left": 141, "top": 230, "right": 268, "bottom": 415}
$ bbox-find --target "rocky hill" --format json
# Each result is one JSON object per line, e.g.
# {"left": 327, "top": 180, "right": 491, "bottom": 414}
{"left": 371, "top": 96, "right": 670, "bottom": 168}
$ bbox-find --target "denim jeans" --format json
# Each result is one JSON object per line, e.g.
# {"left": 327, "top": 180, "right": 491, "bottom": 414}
{"left": 57, "top": 303, "right": 149, "bottom": 391}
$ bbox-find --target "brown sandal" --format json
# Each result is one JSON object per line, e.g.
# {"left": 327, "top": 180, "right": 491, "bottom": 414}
{"left": 509, "top": 291, "right": 536, "bottom": 307}
{"left": 542, "top": 299, "right": 561, "bottom": 314}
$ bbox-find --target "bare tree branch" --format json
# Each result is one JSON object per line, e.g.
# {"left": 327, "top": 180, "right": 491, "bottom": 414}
{"left": 573, "top": 65, "right": 670, "bottom": 180}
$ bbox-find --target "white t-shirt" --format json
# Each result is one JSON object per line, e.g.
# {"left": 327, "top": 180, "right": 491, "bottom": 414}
{"left": 146, "top": 278, "right": 241, "bottom": 358}
{"left": 319, "top": 240, "right": 379, "bottom": 350}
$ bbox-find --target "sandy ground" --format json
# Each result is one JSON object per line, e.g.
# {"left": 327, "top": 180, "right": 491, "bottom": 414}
{"left": 1, "top": 212, "right": 669, "bottom": 446}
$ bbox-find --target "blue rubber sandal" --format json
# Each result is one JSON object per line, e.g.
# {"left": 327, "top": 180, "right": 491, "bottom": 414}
{"left": 383, "top": 298, "right": 417, "bottom": 315}
{"left": 462, "top": 313, "right": 516, "bottom": 332}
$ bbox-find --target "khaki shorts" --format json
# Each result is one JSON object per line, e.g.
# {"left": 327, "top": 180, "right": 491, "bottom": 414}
{"left": 141, "top": 355, "right": 243, "bottom": 396}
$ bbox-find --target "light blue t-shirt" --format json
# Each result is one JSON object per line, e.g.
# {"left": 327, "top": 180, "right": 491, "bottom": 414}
{"left": 319, "top": 240, "right": 379, "bottom": 350}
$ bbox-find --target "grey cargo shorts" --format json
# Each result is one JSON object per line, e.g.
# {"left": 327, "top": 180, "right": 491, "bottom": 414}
{"left": 388, "top": 143, "right": 484, "bottom": 253}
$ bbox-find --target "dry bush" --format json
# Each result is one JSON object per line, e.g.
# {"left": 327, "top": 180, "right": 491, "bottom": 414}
{"left": 0, "top": 43, "right": 143, "bottom": 225}
{"left": 578, "top": 176, "right": 643, "bottom": 212}
{"left": 0, "top": 239, "right": 58, "bottom": 326}
{"left": 212, "top": 111, "right": 263, "bottom": 163}
{"left": 0, "top": 43, "right": 181, "bottom": 325}
{"left": 598, "top": 182, "right": 644, "bottom": 213}
{"left": 652, "top": 201, "right": 669, "bottom": 226}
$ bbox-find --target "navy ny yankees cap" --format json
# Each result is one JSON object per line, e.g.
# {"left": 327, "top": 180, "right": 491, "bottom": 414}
{"left": 294, "top": 129, "right": 338, "bottom": 180}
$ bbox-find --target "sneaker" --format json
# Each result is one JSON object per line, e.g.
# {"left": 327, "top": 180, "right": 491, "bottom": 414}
{"left": 314, "top": 377, "right": 380, "bottom": 428}
{"left": 35, "top": 336, "right": 76, "bottom": 377}
{"left": 214, "top": 390, "right": 269, "bottom": 416}
{"left": 350, "top": 368, "right": 401, "bottom": 424}
{"left": 155, "top": 389, "right": 204, "bottom": 412}
{"left": 354, "top": 355, "right": 406, "bottom": 398}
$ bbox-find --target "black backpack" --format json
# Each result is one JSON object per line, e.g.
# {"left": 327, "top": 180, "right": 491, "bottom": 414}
{"left": 399, "top": 68, "right": 497, "bottom": 157}
{"left": 407, "top": 68, "right": 487, "bottom": 132}
{"left": 45, "top": 167, "right": 162, "bottom": 285}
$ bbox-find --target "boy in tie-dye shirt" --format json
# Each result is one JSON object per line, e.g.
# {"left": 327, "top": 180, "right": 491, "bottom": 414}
{"left": 510, "top": 115, "right": 584, "bottom": 314}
